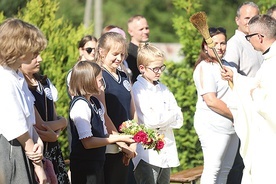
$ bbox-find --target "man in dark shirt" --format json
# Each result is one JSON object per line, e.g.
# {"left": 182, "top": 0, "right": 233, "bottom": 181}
{"left": 127, "top": 15, "right": 150, "bottom": 83}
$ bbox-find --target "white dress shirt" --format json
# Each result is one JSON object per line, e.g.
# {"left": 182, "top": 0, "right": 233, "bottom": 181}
{"left": 132, "top": 75, "right": 183, "bottom": 169}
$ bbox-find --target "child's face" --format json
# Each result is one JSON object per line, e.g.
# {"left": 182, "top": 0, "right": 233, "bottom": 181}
{"left": 96, "top": 72, "right": 105, "bottom": 92}
{"left": 21, "top": 55, "right": 42, "bottom": 75}
{"left": 102, "top": 46, "right": 125, "bottom": 71}
{"left": 18, "top": 52, "right": 39, "bottom": 66}
{"left": 139, "top": 58, "right": 165, "bottom": 84}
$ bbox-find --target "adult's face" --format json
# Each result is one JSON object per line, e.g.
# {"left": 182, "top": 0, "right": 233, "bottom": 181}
{"left": 128, "top": 18, "right": 150, "bottom": 45}
{"left": 205, "top": 33, "right": 227, "bottom": 59}
{"left": 235, "top": 5, "right": 259, "bottom": 34}
{"left": 79, "top": 40, "right": 97, "bottom": 62}
{"left": 247, "top": 26, "right": 263, "bottom": 52}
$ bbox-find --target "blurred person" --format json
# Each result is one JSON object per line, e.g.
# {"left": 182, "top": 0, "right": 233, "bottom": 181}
{"left": 66, "top": 35, "right": 98, "bottom": 98}
{"left": 78, "top": 35, "right": 98, "bottom": 62}
{"left": 126, "top": 15, "right": 150, "bottom": 83}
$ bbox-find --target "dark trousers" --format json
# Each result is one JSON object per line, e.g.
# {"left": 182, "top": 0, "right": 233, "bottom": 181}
{"left": 227, "top": 140, "right": 244, "bottom": 184}
{"left": 128, "top": 160, "right": 137, "bottom": 184}
{"left": 104, "top": 152, "right": 129, "bottom": 184}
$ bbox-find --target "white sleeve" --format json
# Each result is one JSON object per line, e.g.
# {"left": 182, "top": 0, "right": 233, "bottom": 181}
{"left": 70, "top": 100, "right": 93, "bottom": 139}
{"left": 47, "top": 79, "right": 58, "bottom": 102}
{"left": 133, "top": 83, "right": 183, "bottom": 130}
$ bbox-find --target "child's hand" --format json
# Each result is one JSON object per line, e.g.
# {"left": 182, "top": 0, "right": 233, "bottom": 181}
{"left": 122, "top": 154, "right": 131, "bottom": 166}
{"left": 110, "top": 134, "right": 134, "bottom": 144}
{"left": 34, "top": 161, "right": 47, "bottom": 184}
{"left": 120, "top": 135, "right": 135, "bottom": 144}
{"left": 26, "top": 143, "right": 43, "bottom": 163}
{"left": 34, "top": 124, "right": 59, "bottom": 142}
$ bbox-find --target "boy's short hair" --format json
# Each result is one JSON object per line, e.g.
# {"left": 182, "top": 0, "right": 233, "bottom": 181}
{"left": 137, "top": 42, "right": 165, "bottom": 67}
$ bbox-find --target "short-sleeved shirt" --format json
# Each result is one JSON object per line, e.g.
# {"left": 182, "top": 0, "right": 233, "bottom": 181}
{"left": 0, "top": 66, "right": 35, "bottom": 141}
{"left": 193, "top": 61, "right": 235, "bottom": 134}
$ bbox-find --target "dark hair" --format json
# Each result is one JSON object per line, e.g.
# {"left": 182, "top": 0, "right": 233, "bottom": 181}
{"left": 78, "top": 35, "right": 97, "bottom": 49}
{"left": 101, "top": 25, "right": 117, "bottom": 35}
{"left": 194, "top": 27, "right": 227, "bottom": 69}
{"left": 267, "top": 5, "right": 276, "bottom": 17}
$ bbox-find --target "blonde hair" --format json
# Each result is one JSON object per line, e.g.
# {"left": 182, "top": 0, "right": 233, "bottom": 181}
{"left": 137, "top": 42, "right": 165, "bottom": 67}
{"left": 0, "top": 18, "right": 47, "bottom": 67}
{"left": 69, "top": 61, "right": 102, "bottom": 97}
{"left": 95, "top": 32, "right": 128, "bottom": 66}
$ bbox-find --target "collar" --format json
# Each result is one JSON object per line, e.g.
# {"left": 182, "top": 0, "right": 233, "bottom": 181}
{"left": 263, "top": 47, "right": 270, "bottom": 55}
{"left": 136, "top": 75, "right": 161, "bottom": 90}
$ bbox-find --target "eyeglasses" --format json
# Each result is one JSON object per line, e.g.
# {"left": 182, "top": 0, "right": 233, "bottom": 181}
{"left": 209, "top": 27, "right": 226, "bottom": 34}
{"left": 147, "top": 64, "right": 166, "bottom": 73}
{"left": 245, "top": 33, "right": 263, "bottom": 41}
{"left": 84, "top": 47, "right": 95, "bottom": 54}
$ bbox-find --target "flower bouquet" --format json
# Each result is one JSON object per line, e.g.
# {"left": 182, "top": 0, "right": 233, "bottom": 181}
{"left": 119, "top": 120, "right": 165, "bottom": 153}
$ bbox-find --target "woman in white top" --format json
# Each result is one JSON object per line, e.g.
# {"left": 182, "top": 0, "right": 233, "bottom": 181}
{"left": 193, "top": 27, "right": 239, "bottom": 184}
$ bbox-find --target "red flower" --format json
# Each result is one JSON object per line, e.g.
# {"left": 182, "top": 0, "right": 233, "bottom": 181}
{"left": 133, "top": 131, "right": 148, "bottom": 144}
{"left": 155, "top": 140, "right": 165, "bottom": 150}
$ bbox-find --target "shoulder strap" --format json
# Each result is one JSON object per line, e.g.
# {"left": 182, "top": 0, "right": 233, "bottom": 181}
{"left": 69, "top": 96, "right": 92, "bottom": 112}
{"left": 90, "top": 96, "right": 101, "bottom": 109}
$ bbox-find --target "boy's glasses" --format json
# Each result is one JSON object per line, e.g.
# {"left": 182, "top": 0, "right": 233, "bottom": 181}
{"left": 147, "top": 64, "right": 166, "bottom": 73}
{"left": 84, "top": 47, "right": 95, "bottom": 54}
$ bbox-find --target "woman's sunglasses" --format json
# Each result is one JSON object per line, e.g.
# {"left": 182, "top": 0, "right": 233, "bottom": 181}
{"left": 209, "top": 27, "right": 226, "bottom": 34}
{"left": 84, "top": 47, "right": 95, "bottom": 54}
